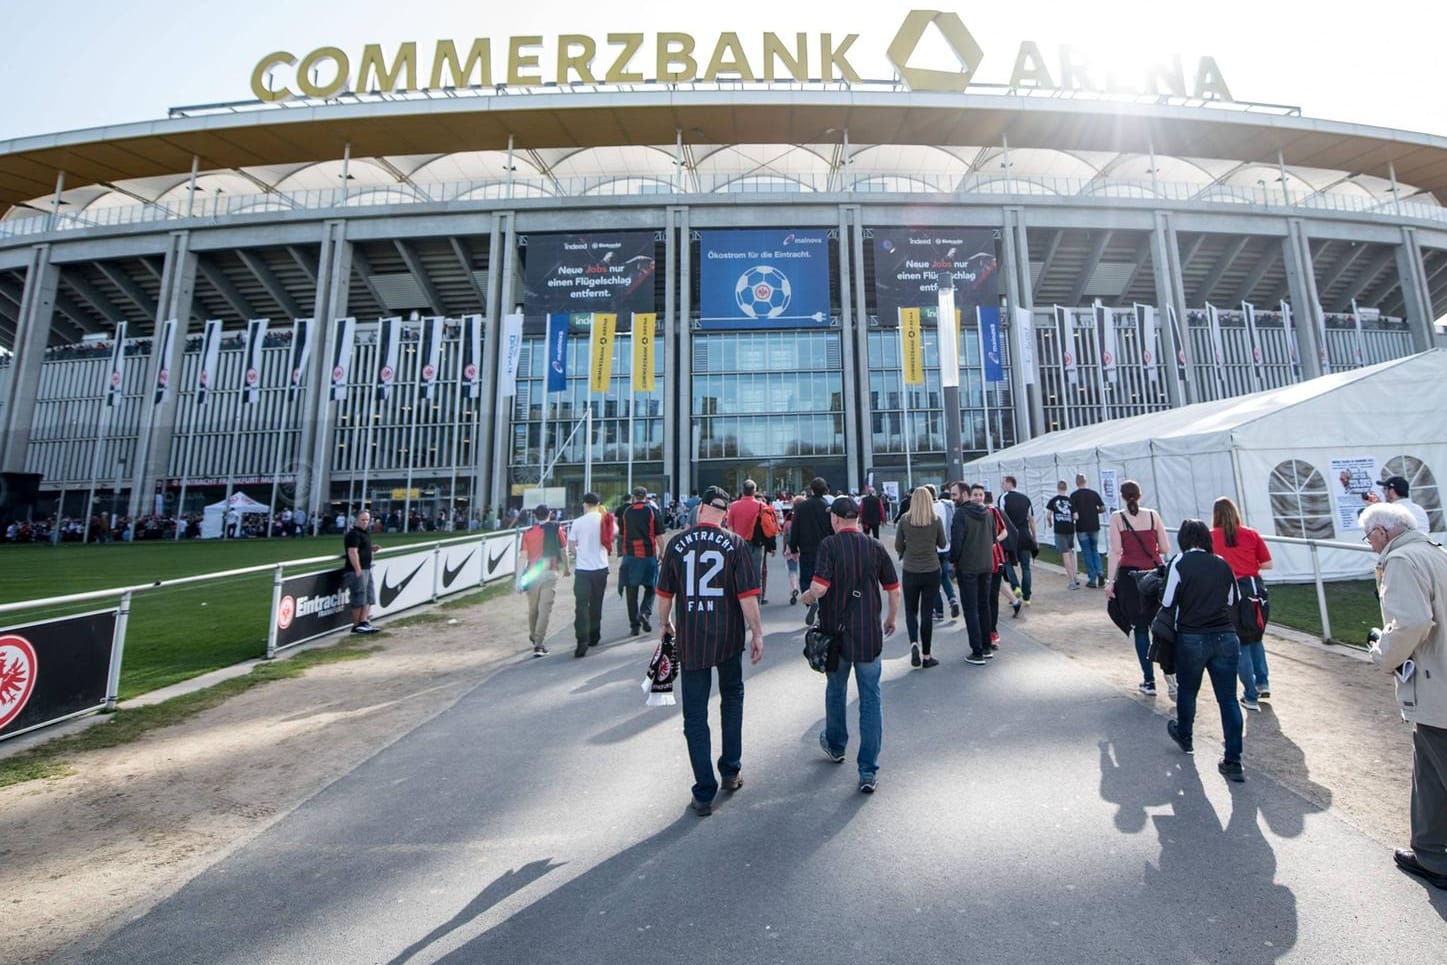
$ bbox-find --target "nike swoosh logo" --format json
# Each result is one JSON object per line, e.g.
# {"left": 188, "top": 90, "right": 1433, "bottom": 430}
{"left": 485, "top": 541, "right": 510, "bottom": 578}
{"left": 379, "top": 560, "right": 427, "bottom": 609}
{"left": 442, "top": 550, "right": 476, "bottom": 589}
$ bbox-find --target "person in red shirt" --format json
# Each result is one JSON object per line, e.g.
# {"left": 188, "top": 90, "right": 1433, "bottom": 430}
{"left": 1212, "top": 497, "right": 1274, "bottom": 710}
{"left": 518, "top": 504, "right": 571, "bottom": 657}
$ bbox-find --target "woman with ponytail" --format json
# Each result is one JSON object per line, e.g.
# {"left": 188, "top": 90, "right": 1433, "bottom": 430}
{"left": 1106, "top": 479, "right": 1173, "bottom": 696}
{"left": 1211, "top": 496, "right": 1273, "bottom": 711}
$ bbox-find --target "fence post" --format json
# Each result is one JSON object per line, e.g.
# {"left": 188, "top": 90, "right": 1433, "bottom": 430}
{"left": 105, "top": 591, "right": 132, "bottom": 711}
{"left": 432, "top": 543, "right": 442, "bottom": 602}
{"left": 1309, "top": 541, "right": 1333, "bottom": 642}
{"left": 266, "top": 563, "right": 284, "bottom": 659}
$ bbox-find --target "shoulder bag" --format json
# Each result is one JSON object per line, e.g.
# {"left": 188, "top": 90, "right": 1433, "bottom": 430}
{"left": 804, "top": 588, "right": 861, "bottom": 673}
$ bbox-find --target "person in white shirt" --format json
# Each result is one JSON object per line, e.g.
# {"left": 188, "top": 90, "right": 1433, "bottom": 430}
{"left": 1367, "top": 475, "right": 1433, "bottom": 533}
{"left": 933, "top": 485, "right": 960, "bottom": 620}
{"left": 567, "top": 491, "right": 614, "bottom": 658}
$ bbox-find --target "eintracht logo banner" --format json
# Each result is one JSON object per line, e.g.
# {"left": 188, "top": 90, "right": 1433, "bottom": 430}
{"left": 330, "top": 317, "right": 357, "bottom": 402}
{"left": 243, "top": 318, "right": 269, "bottom": 404}
{"left": 419, "top": 316, "right": 445, "bottom": 400}
{"left": 105, "top": 321, "right": 127, "bottom": 408}
{"left": 376, "top": 316, "right": 401, "bottom": 400}
{"left": 195, "top": 319, "right": 223, "bottom": 405}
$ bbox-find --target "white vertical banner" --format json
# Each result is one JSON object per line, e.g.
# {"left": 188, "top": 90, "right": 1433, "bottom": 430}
{"left": 152, "top": 318, "right": 178, "bottom": 405}
{"left": 936, "top": 287, "right": 959, "bottom": 389}
{"left": 1094, "top": 300, "right": 1119, "bottom": 384}
{"left": 195, "top": 319, "right": 222, "bottom": 405}
{"left": 1315, "top": 301, "right": 1332, "bottom": 374}
{"left": 499, "top": 312, "right": 524, "bottom": 398}
{"left": 288, "top": 317, "right": 314, "bottom": 400}
{"left": 1054, "top": 305, "right": 1078, "bottom": 386}
{"left": 1167, "top": 304, "right": 1190, "bottom": 387}
{"left": 1241, "top": 302, "right": 1265, "bottom": 389}
{"left": 1350, "top": 299, "right": 1371, "bottom": 366}
{"left": 105, "top": 321, "right": 127, "bottom": 407}
{"left": 1013, "top": 306, "right": 1035, "bottom": 385}
{"left": 242, "top": 318, "right": 269, "bottom": 404}
{"left": 462, "top": 313, "right": 484, "bottom": 400}
{"left": 1136, "top": 304, "right": 1159, "bottom": 385}
{"left": 1205, "top": 303, "right": 1228, "bottom": 396}
{"left": 329, "top": 316, "right": 357, "bottom": 402}
{"left": 375, "top": 316, "right": 401, "bottom": 400}
{"left": 1280, "top": 301, "right": 1301, "bottom": 379}
{"left": 419, "top": 315, "right": 445, "bottom": 400}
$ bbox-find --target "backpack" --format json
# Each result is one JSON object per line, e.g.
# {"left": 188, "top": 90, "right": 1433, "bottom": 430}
{"left": 1233, "top": 574, "right": 1270, "bottom": 643}
{"left": 757, "top": 502, "right": 780, "bottom": 539}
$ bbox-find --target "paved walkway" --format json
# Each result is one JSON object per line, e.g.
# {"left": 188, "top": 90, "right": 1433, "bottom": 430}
{"left": 66, "top": 550, "right": 1447, "bottom": 963}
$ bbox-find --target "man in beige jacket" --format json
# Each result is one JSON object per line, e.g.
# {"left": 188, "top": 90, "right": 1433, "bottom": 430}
{"left": 1364, "top": 502, "right": 1447, "bottom": 889}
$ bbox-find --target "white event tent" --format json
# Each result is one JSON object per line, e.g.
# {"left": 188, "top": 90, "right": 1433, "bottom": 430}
{"left": 965, "top": 350, "right": 1447, "bottom": 582}
{"left": 200, "top": 492, "right": 272, "bottom": 539}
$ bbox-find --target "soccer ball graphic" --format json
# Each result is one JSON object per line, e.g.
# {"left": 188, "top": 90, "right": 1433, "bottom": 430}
{"left": 735, "top": 266, "right": 791, "bottom": 319}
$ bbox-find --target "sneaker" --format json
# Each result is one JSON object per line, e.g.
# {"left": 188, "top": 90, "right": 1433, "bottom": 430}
{"left": 859, "top": 775, "right": 878, "bottom": 794}
{"left": 721, "top": 773, "right": 744, "bottom": 792}
{"left": 790, "top": 590, "right": 798, "bottom": 606}
{"left": 1010, "top": 599, "right": 1022, "bottom": 618}
{"left": 532, "top": 645, "right": 550, "bottom": 658}
{"left": 690, "top": 797, "right": 713, "bottom": 817}
{"left": 1023, "top": 599, "right": 1032, "bottom": 607}
{"left": 933, "top": 610, "right": 945, "bottom": 622}
{"left": 1167, "top": 718, "right": 1194, "bottom": 754}
{"left": 819, "top": 732, "right": 845, "bottom": 764}
{"left": 1240, "top": 697, "right": 1262, "bottom": 712}
{"left": 910, "top": 643, "right": 922, "bottom": 668}
{"left": 630, "top": 624, "right": 641, "bottom": 637}
{"left": 640, "top": 615, "right": 652, "bottom": 633}
{"left": 990, "top": 632, "right": 1000, "bottom": 644}
{"left": 1067, "top": 582, "right": 1079, "bottom": 592}
{"left": 1012, "top": 587, "right": 1023, "bottom": 601}
{"left": 984, "top": 648, "right": 995, "bottom": 659}
{"left": 921, "top": 655, "right": 939, "bottom": 669}
{"left": 965, "top": 652, "right": 988, "bottom": 665}
{"left": 1139, "top": 681, "right": 1157, "bottom": 696}
{"left": 1218, "top": 758, "right": 1246, "bottom": 783}
{"left": 1257, "top": 689, "right": 1271, "bottom": 700}
{"left": 950, "top": 602, "right": 960, "bottom": 619}
{"left": 1085, "top": 579, "right": 1098, "bottom": 589}
{"left": 1165, "top": 673, "right": 1178, "bottom": 699}
{"left": 351, "top": 624, "right": 371, "bottom": 635}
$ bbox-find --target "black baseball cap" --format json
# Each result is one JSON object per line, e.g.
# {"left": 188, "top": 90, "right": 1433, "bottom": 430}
{"left": 701, "top": 485, "right": 730, "bottom": 509}
{"left": 829, "top": 496, "right": 860, "bottom": 519}
{"left": 1381, "top": 475, "right": 1410, "bottom": 498}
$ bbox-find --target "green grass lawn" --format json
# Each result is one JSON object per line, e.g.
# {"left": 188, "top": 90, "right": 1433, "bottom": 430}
{"left": 1033, "top": 545, "right": 1378, "bottom": 646}
{"left": 0, "top": 533, "right": 468, "bottom": 698}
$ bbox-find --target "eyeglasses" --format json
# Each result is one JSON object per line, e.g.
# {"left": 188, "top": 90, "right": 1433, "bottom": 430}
{"left": 1362, "top": 526, "right": 1385, "bottom": 543}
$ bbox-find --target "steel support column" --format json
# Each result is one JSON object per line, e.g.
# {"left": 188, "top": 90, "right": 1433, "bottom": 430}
{"left": 476, "top": 215, "right": 505, "bottom": 517}
{"left": 488, "top": 213, "right": 518, "bottom": 512}
{"left": 1150, "top": 212, "right": 1191, "bottom": 407}
{"left": 677, "top": 210, "right": 693, "bottom": 499}
{"left": 850, "top": 205, "right": 873, "bottom": 485}
{"left": 1282, "top": 220, "right": 1326, "bottom": 379}
{"left": 663, "top": 207, "right": 679, "bottom": 503}
{"left": 837, "top": 206, "right": 862, "bottom": 494}
{"left": 301, "top": 220, "right": 352, "bottom": 516}
{"left": 1395, "top": 227, "right": 1438, "bottom": 351}
{"left": 0, "top": 245, "right": 58, "bottom": 473}
{"left": 1002, "top": 207, "right": 1040, "bottom": 441}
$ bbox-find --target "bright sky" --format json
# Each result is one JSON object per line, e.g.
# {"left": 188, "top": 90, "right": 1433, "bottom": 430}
{"left": 1, "top": 0, "right": 1443, "bottom": 141}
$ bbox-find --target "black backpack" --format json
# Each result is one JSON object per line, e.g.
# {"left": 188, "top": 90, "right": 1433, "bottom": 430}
{"left": 1233, "top": 575, "right": 1270, "bottom": 643}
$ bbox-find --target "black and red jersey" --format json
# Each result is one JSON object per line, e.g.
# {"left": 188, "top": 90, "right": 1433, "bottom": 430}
{"left": 620, "top": 501, "right": 664, "bottom": 558}
{"left": 655, "top": 523, "right": 760, "bottom": 670}
{"left": 812, "top": 529, "right": 899, "bottom": 663}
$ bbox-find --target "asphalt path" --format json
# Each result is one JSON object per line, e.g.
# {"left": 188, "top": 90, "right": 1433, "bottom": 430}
{"left": 68, "top": 555, "right": 1447, "bottom": 963}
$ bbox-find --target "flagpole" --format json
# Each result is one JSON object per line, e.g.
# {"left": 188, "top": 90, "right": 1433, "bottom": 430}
{"left": 977, "top": 306, "right": 994, "bottom": 453}
{"left": 627, "top": 314, "right": 635, "bottom": 495}
{"left": 175, "top": 408, "right": 195, "bottom": 540}
{"left": 359, "top": 360, "right": 378, "bottom": 517}
{"left": 897, "top": 309, "right": 913, "bottom": 491}
{"left": 403, "top": 337, "right": 421, "bottom": 534}
{"left": 268, "top": 380, "right": 293, "bottom": 538}
{"left": 223, "top": 345, "right": 247, "bottom": 537}
{"left": 82, "top": 386, "right": 112, "bottom": 545}
{"left": 584, "top": 403, "right": 593, "bottom": 495}
{"left": 448, "top": 359, "right": 464, "bottom": 532}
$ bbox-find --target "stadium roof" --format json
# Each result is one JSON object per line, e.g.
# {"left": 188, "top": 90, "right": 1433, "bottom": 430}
{"left": 3, "top": 86, "right": 1447, "bottom": 212}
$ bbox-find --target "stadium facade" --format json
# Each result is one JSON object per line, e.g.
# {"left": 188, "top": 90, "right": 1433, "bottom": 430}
{"left": 2, "top": 14, "right": 1446, "bottom": 523}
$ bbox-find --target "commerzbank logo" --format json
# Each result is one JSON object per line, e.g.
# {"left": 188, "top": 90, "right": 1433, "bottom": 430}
{"left": 886, "top": 10, "right": 984, "bottom": 93}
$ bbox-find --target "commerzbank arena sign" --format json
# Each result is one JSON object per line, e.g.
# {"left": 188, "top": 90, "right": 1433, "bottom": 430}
{"left": 251, "top": 10, "right": 1234, "bottom": 103}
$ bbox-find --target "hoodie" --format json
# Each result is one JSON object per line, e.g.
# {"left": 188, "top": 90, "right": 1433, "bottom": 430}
{"left": 950, "top": 502, "right": 994, "bottom": 575}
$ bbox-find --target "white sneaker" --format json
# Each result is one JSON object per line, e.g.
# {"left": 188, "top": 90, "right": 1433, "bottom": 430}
{"left": 1240, "top": 696, "right": 1262, "bottom": 712}
{"left": 1166, "top": 674, "right": 1178, "bottom": 699}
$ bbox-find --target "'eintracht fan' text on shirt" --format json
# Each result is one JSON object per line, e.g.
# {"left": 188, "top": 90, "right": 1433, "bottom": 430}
{"left": 655, "top": 523, "right": 760, "bottom": 671}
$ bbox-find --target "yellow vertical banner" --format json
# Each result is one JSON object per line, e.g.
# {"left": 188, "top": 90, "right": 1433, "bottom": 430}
{"left": 589, "top": 312, "right": 616, "bottom": 393}
{"left": 901, "top": 307, "right": 924, "bottom": 384}
{"left": 631, "top": 313, "right": 656, "bottom": 392}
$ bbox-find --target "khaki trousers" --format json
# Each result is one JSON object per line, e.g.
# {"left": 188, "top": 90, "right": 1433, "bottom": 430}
{"left": 527, "top": 568, "right": 559, "bottom": 646}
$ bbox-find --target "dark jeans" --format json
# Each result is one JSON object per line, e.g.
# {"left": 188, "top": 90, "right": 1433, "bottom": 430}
{"left": 956, "top": 570, "right": 992, "bottom": 656}
{"left": 680, "top": 653, "right": 744, "bottom": 804}
{"left": 988, "top": 571, "right": 1002, "bottom": 633}
{"left": 798, "top": 551, "right": 817, "bottom": 593}
{"left": 1134, "top": 626, "right": 1154, "bottom": 685}
{"left": 1004, "top": 551, "right": 1033, "bottom": 601}
{"left": 620, "top": 556, "right": 658, "bottom": 630}
{"left": 573, "top": 568, "right": 608, "bottom": 648}
{"left": 1174, "top": 631, "right": 1244, "bottom": 764}
{"left": 862, "top": 522, "right": 880, "bottom": 539}
{"left": 901, "top": 569, "right": 939, "bottom": 654}
{"left": 934, "top": 552, "right": 957, "bottom": 616}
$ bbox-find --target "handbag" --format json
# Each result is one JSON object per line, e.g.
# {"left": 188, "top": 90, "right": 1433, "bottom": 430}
{"left": 803, "top": 589, "right": 861, "bottom": 673}
{"left": 1148, "top": 604, "right": 1177, "bottom": 674}
{"left": 1233, "top": 574, "right": 1270, "bottom": 643}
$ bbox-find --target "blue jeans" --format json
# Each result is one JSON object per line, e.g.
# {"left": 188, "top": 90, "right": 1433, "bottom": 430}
{"left": 1238, "top": 640, "right": 1269, "bottom": 700}
{"left": 1134, "top": 626, "right": 1153, "bottom": 685}
{"left": 934, "top": 552, "right": 957, "bottom": 616}
{"left": 1175, "top": 631, "right": 1244, "bottom": 764}
{"left": 1077, "top": 531, "right": 1103, "bottom": 582}
{"left": 823, "top": 657, "right": 882, "bottom": 780}
{"left": 680, "top": 653, "right": 744, "bottom": 804}
{"left": 1004, "top": 550, "right": 1033, "bottom": 601}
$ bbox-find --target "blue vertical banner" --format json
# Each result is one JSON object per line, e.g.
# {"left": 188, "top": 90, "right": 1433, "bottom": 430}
{"left": 979, "top": 305, "right": 1005, "bottom": 383}
{"left": 545, "top": 312, "right": 570, "bottom": 393}
{"left": 699, "top": 228, "right": 831, "bottom": 328}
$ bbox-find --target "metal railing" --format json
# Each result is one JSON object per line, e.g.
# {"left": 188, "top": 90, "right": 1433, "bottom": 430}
{"left": 0, "top": 528, "right": 521, "bottom": 719}
{"left": 1259, "top": 534, "right": 1376, "bottom": 643}
{"left": 4, "top": 170, "right": 1442, "bottom": 240}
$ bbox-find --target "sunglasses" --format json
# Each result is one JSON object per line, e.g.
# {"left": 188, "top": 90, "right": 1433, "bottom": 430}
{"left": 708, "top": 501, "right": 729, "bottom": 511}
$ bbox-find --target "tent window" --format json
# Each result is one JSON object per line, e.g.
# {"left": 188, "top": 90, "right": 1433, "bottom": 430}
{"left": 1383, "top": 455, "right": 1443, "bottom": 532}
{"left": 1268, "top": 459, "right": 1333, "bottom": 540}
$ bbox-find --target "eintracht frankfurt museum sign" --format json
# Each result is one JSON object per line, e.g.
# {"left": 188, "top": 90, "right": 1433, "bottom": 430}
{"left": 251, "top": 9, "right": 1233, "bottom": 102}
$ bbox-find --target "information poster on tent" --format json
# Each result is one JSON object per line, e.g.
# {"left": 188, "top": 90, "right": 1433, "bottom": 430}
{"left": 873, "top": 228, "right": 998, "bottom": 326}
{"left": 1330, "top": 456, "right": 1379, "bottom": 533}
{"left": 699, "top": 229, "right": 830, "bottom": 328}
{"left": 522, "top": 232, "right": 656, "bottom": 329}
{"left": 1100, "top": 469, "right": 1120, "bottom": 515}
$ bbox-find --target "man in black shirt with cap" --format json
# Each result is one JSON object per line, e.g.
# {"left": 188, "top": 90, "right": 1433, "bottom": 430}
{"left": 788, "top": 476, "right": 834, "bottom": 626}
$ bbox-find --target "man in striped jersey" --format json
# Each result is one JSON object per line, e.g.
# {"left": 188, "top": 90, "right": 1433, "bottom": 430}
{"left": 655, "top": 485, "right": 765, "bottom": 817}
{"left": 800, "top": 497, "right": 901, "bottom": 793}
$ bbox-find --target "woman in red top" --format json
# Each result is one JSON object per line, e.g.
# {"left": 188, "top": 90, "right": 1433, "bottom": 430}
{"left": 1211, "top": 497, "right": 1273, "bottom": 710}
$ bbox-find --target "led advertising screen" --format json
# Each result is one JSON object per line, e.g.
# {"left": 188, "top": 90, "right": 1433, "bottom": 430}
{"left": 523, "top": 232, "right": 656, "bottom": 326}
{"left": 873, "top": 227, "right": 999, "bottom": 325}
{"left": 699, "top": 228, "right": 831, "bottom": 329}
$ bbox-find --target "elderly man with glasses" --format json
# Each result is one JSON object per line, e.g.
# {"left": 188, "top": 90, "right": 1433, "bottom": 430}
{"left": 1362, "top": 501, "right": 1447, "bottom": 890}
